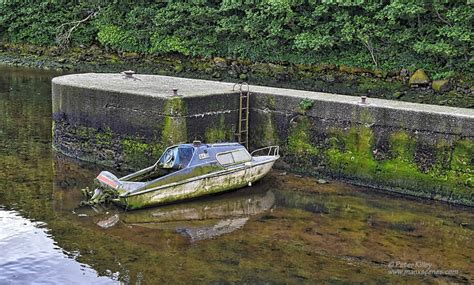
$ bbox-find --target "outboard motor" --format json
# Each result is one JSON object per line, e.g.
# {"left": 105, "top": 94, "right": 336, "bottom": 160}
{"left": 95, "top": 171, "right": 122, "bottom": 190}
{"left": 80, "top": 171, "right": 121, "bottom": 206}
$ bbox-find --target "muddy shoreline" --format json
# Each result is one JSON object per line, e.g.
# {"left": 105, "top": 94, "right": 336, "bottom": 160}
{"left": 1, "top": 43, "right": 472, "bottom": 109}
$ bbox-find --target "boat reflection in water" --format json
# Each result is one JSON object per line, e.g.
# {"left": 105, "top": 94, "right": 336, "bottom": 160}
{"left": 52, "top": 153, "right": 275, "bottom": 242}
{"left": 98, "top": 189, "right": 275, "bottom": 242}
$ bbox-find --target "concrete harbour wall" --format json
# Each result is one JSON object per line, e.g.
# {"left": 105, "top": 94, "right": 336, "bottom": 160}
{"left": 52, "top": 73, "right": 474, "bottom": 205}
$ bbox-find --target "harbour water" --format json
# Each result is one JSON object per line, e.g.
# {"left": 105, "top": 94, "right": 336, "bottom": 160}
{"left": 0, "top": 65, "right": 472, "bottom": 284}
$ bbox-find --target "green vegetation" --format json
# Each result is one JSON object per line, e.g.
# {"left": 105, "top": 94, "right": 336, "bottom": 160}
{"left": 326, "top": 125, "right": 376, "bottom": 180}
{"left": 299, "top": 98, "right": 314, "bottom": 112}
{"left": 204, "top": 115, "right": 233, "bottom": 143}
{"left": 1, "top": 1, "right": 472, "bottom": 77}
{"left": 122, "top": 138, "right": 153, "bottom": 169}
{"left": 287, "top": 116, "right": 318, "bottom": 167}
{"left": 161, "top": 97, "right": 187, "bottom": 146}
{"left": 325, "top": 127, "right": 473, "bottom": 204}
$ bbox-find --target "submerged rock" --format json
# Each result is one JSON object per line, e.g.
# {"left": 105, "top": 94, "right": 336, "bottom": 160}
{"left": 177, "top": 218, "right": 249, "bottom": 242}
{"left": 97, "top": 214, "right": 120, "bottom": 229}
{"left": 432, "top": 80, "right": 450, "bottom": 92}
{"left": 316, "top": 179, "right": 328, "bottom": 184}
{"left": 409, "top": 69, "right": 430, "bottom": 87}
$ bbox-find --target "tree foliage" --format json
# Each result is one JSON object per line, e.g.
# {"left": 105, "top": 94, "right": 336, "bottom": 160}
{"left": 0, "top": 0, "right": 472, "bottom": 75}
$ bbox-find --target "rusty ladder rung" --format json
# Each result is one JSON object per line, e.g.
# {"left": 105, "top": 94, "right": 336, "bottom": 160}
{"left": 236, "top": 83, "right": 250, "bottom": 149}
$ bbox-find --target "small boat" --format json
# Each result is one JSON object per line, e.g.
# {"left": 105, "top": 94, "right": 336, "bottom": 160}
{"left": 86, "top": 141, "right": 279, "bottom": 210}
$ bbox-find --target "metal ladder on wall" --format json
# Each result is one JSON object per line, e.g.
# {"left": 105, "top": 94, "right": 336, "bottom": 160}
{"left": 233, "top": 82, "right": 250, "bottom": 149}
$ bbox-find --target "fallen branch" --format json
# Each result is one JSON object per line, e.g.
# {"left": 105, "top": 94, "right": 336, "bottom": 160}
{"left": 433, "top": 6, "right": 452, "bottom": 26}
{"left": 361, "top": 38, "right": 378, "bottom": 68}
{"left": 56, "top": 8, "right": 100, "bottom": 50}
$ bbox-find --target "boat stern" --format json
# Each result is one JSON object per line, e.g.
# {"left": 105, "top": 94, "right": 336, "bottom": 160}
{"left": 81, "top": 171, "right": 126, "bottom": 206}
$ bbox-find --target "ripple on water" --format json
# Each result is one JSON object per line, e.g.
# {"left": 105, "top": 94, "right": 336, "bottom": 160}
{"left": 0, "top": 209, "right": 117, "bottom": 285}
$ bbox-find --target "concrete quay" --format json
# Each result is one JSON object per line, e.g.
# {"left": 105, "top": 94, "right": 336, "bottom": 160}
{"left": 52, "top": 73, "right": 474, "bottom": 205}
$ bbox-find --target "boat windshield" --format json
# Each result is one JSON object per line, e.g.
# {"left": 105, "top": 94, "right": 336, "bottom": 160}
{"left": 216, "top": 148, "right": 251, "bottom": 166}
{"left": 159, "top": 146, "right": 194, "bottom": 169}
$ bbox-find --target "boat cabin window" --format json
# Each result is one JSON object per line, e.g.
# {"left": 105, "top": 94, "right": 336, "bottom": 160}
{"left": 216, "top": 149, "right": 251, "bottom": 166}
{"left": 232, "top": 149, "right": 251, "bottom": 163}
{"left": 159, "top": 146, "right": 194, "bottom": 169}
{"left": 217, "top": 152, "right": 234, "bottom": 165}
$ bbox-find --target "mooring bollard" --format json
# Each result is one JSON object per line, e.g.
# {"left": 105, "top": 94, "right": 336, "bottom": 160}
{"left": 172, "top": 88, "right": 179, "bottom": 96}
{"left": 122, "top": 70, "right": 135, "bottom": 78}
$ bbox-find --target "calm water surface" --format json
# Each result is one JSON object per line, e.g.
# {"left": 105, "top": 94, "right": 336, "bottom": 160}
{"left": 0, "top": 65, "right": 473, "bottom": 284}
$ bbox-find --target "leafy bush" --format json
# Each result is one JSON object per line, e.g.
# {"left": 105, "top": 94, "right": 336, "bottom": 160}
{"left": 299, "top": 98, "right": 314, "bottom": 111}
{"left": 0, "top": 0, "right": 472, "bottom": 76}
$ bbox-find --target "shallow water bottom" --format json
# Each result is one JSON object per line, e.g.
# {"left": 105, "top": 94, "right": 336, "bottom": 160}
{"left": 0, "top": 65, "right": 473, "bottom": 284}
{"left": 9, "top": 155, "right": 474, "bottom": 284}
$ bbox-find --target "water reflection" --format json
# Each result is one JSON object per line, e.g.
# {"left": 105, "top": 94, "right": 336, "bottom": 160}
{"left": 0, "top": 208, "right": 116, "bottom": 284}
{"left": 1, "top": 65, "right": 473, "bottom": 284}
{"left": 116, "top": 189, "right": 273, "bottom": 241}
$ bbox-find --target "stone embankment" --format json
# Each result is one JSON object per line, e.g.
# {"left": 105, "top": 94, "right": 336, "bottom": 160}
{"left": 52, "top": 73, "right": 474, "bottom": 205}
{"left": 2, "top": 44, "right": 472, "bottom": 108}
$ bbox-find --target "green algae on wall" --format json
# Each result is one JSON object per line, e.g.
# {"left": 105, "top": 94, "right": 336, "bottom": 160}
{"left": 95, "top": 127, "right": 114, "bottom": 147}
{"left": 324, "top": 126, "right": 474, "bottom": 205}
{"left": 286, "top": 116, "right": 318, "bottom": 167}
{"left": 447, "top": 139, "right": 474, "bottom": 194}
{"left": 251, "top": 111, "right": 279, "bottom": 148}
{"left": 326, "top": 125, "right": 376, "bottom": 180}
{"left": 161, "top": 97, "right": 187, "bottom": 146}
{"left": 204, "top": 115, "right": 234, "bottom": 143}
{"left": 124, "top": 97, "right": 190, "bottom": 169}
{"left": 122, "top": 137, "right": 163, "bottom": 170}
{"left": 249, "top": 95, "right": 279, "bottom": 149}
{"left": 54, "top": 120, "right": 165, "bottom": 170}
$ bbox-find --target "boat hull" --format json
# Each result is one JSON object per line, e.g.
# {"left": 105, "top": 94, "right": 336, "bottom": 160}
{"left": 113, "top": 158, "right": 277, "bottom": 210}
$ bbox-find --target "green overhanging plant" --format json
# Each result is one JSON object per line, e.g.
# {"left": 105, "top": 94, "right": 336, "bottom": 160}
{"left": 299, "top": 98, "right": 314, "bottom": 113}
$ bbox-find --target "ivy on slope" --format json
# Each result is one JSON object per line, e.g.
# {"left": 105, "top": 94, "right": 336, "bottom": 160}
{"left": 0, "top": 0, "right": 472, "bottom": 77}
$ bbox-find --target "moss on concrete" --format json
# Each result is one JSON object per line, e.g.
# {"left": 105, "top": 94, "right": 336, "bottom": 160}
{"left": 161, "top": 97, "right": 187, "bottom": 146}
{"left": 122, "top": 138, "right": 153, "bottom": 169}
{"left": 95, "top": 127, "right": 113, "bottom": 147}
{"left": 120, "top": 97, "right": 190, "bottom": 169}
{"left": 252, "top": 111, "right": 279, "bottom": 149}
{"left": 326, "top": 125, "right": 376, "bottom": 180}
{"left": 204, "top": 115, "right": 233, "bottom": 143}
{"left": 267, "top": 95, "right": 276, "bottom": 110}
{"left": 324, "top": 126, "right": 473, "bottom": 204}
{"left": 449, "top": 139, "right": 474, "bottom": 191}
{"left": 287, "top": 116, "right": 318, "bottom": 167}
